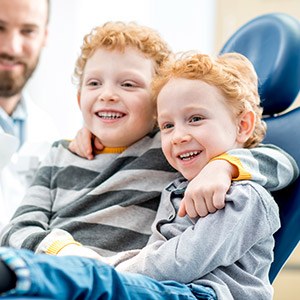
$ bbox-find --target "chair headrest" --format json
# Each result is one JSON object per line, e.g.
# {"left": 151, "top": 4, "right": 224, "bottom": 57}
{"left": 220, "top": 13, "right": 300, "bottom": 116}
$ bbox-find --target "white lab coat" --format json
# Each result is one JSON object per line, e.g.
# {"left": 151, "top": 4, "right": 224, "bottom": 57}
{"left": 0, "top": 94, "right": 60, "bottom": 228}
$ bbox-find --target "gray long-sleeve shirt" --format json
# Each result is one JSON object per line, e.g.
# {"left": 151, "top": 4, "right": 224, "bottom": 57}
{"left": 110, "top": 179, "right": 281, "bottom": 299}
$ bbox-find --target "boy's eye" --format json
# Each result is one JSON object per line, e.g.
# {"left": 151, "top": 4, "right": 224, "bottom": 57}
{"left": 189, "top": 115, "right": 203, "bottom": 123}
{"left": 160, "top": 123, "right": 174, "bottom": 130}
{"left": 87, "top": 80, "right": 100, "bottom": 86}
{"left": 122, "top": 81, "right": 136, "bottom": 88}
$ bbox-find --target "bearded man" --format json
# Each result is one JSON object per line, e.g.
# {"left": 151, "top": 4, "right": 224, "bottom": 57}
{"left": 0, "top": 0, "right": 59, "bottom": 227}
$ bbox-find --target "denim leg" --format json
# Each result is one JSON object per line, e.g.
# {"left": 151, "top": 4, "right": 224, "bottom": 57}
{"left": 119, "top": 273, "right": 217, "bottom": 300}
{"left": 2, "top": 248, "right": 216, "bottom": 300}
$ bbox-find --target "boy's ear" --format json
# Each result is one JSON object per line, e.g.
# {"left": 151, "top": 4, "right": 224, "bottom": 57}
{"left": 236, "top": 110, "right": 255, "bottom": 144}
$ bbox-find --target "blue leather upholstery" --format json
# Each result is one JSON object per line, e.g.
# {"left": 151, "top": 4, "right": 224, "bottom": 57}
{"left": 220, "top": 13, "right": 300, "bottom": 116}
{"left": 220, "top": 13, "right": 300, "bottom": 283}
{"left": 264, "top": 109, "right": 300, "bottom": 282}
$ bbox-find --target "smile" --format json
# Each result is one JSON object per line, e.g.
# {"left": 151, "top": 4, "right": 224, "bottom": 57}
{"left": 178, "top": 151, "right": 201, "bottom": 160}
{"left": 96, "top": 112, "right": 125, "bottom": 119}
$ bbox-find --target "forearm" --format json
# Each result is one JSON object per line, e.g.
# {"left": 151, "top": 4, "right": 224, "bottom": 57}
{"left": 0, "top": 187, "right": 52, "bottom": 250}
{"left": 0, "top": 216, "right": 49, "bottom": 251}
{"left": 225, "top": 144, "right": 298, "bottom": 191}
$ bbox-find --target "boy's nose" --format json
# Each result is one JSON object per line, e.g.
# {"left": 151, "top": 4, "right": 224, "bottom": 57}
{"left": 99, "top": 85, "right": 119, "bottom": 102}
{"left": 172, "top": 130, "right": 191, "bottom": 145}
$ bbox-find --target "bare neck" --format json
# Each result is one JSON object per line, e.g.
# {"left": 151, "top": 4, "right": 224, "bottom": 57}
{"left": 0, "top": 94, "right": 22, "bottom": 116}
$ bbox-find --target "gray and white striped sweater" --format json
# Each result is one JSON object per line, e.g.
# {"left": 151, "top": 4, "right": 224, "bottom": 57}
{"left": 0, "top": 131, "right": 297, "bottom": 256}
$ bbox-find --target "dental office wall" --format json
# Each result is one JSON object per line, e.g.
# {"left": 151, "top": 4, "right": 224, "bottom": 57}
{"left": 25, "top": 0, "right": 216, "bottom": 138}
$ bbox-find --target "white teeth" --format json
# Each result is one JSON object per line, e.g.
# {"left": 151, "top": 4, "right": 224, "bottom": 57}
{"left": 179, "top": 151, "right": 200, "bottom": 160}
{"left": 97, "top": 112, "right": 124, "bottom": 119}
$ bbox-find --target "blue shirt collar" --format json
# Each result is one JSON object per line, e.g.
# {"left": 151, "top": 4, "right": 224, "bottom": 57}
{"left": 0, "top": 96, "right": 27, "bottom": 147}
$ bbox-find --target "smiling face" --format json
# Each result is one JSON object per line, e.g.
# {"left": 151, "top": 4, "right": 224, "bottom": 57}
{"left": 157, "top": 78, "right": 244, "bottom": 181}
{"left": 78, "top": 47, "right": 156, "bottom": 147}
{"left": 0, "top": 0, "right": 48, "bottom": 98}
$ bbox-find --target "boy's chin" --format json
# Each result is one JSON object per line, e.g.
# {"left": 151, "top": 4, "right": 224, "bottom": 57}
{"left": 181, "top": 171, "right": 198, "bottom": 181}
{"left": 181, "top": 166, "right": 205, "bottom": 181}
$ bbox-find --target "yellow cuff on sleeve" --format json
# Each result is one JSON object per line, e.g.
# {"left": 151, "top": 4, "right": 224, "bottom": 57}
{"left": 45, "top": 238, "right": 82, "bottom": 255}
{"left": 210, "top": 153, "right": 252, "bottom": 181}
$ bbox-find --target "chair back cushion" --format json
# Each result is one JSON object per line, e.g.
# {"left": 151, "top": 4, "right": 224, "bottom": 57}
{"left": 220, "top": 13, "right": 300, "bottom": 282}
{"left": 220, "top": 13, "right": 300, "bottom": 115}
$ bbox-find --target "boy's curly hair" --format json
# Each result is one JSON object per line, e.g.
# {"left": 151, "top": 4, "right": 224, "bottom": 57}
{"left": 73, "top": 21, "right": 172, "bottom": 88}
{"left": 152, "top": 52, "right": 266, "bottom": 148}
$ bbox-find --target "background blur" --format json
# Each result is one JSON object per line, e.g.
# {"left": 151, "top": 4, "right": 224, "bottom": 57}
{"left": 25, "top": 1, "right": 300, "bottom": 298}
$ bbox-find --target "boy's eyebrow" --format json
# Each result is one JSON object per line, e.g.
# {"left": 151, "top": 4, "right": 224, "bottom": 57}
{"left": 157, "top": 111, "right": 170, "bottom": 122}
{"left": 157, "top": 105, "right": 210, "bottom": 119}
{"left": 118, "top": 69, "right": 150, "bottom": 79}
{"left": 84, "top": 70, "right": 150, "bottom": 85}
{"left": 84, "top": 69, "right": 146, "bottom": 76}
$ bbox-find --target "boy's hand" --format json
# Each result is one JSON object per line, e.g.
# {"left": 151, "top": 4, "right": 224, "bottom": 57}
{"left": 68, "top": 127, "right": 104, "bottom": 160}
{"left": 178, "top": 159, "right": 237, "bottom": 218}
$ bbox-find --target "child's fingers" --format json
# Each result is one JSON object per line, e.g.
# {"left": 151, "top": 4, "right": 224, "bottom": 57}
{"left": 212, "top": 191, "right": 226, "bottom": 210}
{"left": 94, "top": 137, "right": 104, "bottom": 151}
{"left": 178, "top": 201, "right": 187, "bottom": 217}
{"left": 184, "top": 196, "right": 208, "bottom": 218}
{"left": 69, "top": 139, "right": 93, "bottom": 160}
{"left": 68, "top": 140, "right": 76, "bottom": 153}
{"left": 201, "top": 196, "right": 217, "bottom": 214}
{"left": 79, "top": 128, "right": 94, "bottom": 156}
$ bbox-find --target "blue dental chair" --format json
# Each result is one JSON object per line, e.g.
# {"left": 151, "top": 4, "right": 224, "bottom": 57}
{"left": 220, "top": 12, "right": 300, "bottom": 283}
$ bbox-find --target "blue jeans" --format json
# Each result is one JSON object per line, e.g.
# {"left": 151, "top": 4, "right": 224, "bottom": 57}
{"left": 0, "top": 248, "right": 216, "bottom": 300}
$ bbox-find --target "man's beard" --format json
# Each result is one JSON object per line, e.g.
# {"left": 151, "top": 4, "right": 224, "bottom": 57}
{"left": 0, "top": 54, "right": 39, "bottom": 98}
